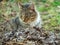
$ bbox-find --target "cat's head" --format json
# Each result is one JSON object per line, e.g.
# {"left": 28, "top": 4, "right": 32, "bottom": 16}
{"left": 19, "top": 3, "right": 37, "bottom": 24}
{"left": 19, "top": 3, "right": 35, "bottom": 12}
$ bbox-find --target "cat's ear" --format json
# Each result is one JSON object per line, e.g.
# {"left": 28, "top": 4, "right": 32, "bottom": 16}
{"left": 29, "top": 3, "right": 35, "bottom": 10}
{"left": 18, "top": 2, "right": 23, "bottom": 8}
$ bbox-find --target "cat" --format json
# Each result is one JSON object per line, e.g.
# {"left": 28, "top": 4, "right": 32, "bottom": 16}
{"left": 18, "top": 3, "right": 42, "bottom": 28}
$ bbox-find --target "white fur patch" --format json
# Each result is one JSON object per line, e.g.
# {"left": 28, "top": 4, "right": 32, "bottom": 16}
{"left": 30, "top": 7, "right": 42, "bottom": 28}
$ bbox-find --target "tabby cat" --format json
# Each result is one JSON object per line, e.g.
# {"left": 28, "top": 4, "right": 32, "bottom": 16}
{"left": 19, "top": 3, "right": 42, "bottom": 28}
